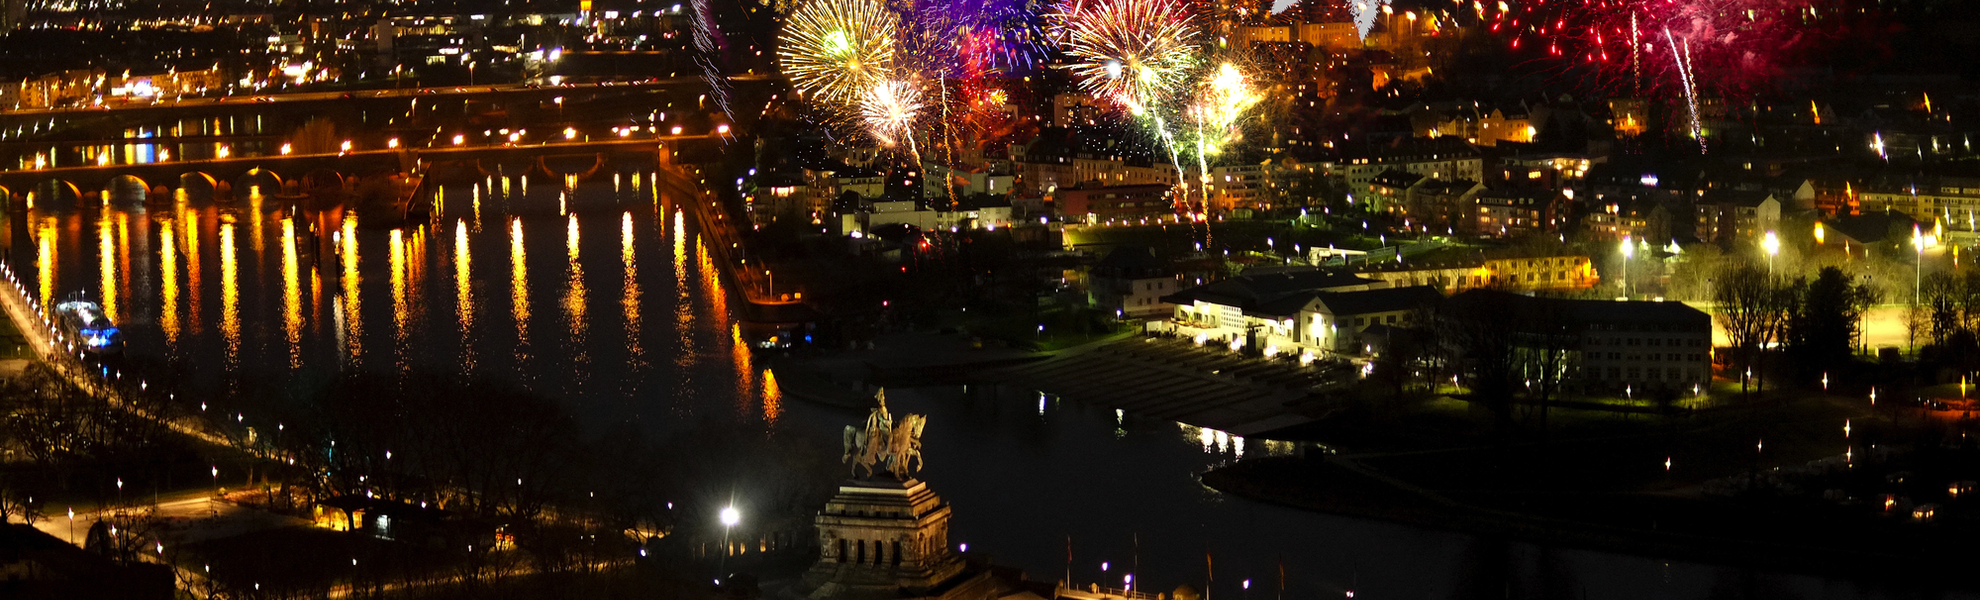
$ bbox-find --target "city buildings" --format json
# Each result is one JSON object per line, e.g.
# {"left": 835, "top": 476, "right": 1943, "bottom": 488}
{"left": 1329, "top": 137, "right": 1484, "bottom": 202}
{"left": 1695, "top": 189, "right": 1782, "bottom": 243}
{"left": 1087, "top": 246, "right": 1183, "bottom": 319}
{"left": 1158, "top": 269, "right": 1443, "bottom": 357}
{"left": 1447, "top": 290, "right": 1714, "bottom": 393}
{"left": 1472, "top": 187, "right": 1565, "bottom": 237}
{"left": 1354, "top": 255, "right": 1597, "bottom": 293}
{"left": 1053, "top": 184, "right": 1177, "bottom": 224}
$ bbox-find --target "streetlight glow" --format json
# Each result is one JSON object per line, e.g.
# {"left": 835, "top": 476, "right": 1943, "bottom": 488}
{"left": 720, "top": 506, "right": 740, "bottom": 527}
{"left": 1762, "top": 231, "right": 1779, "bottom": 273}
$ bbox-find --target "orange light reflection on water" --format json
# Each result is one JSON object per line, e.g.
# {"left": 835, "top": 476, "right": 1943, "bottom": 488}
{"left": 390, "top": 227, "right": 408, "bottom": 369}
{"left": 564, "top": 213, "right": 588, "bottom": 377}
{"left": 185, "top": 210, "right": 201, "bottom": 335}
{"left": 282, "top": 217, "right": 302, "bottom": 368}
{"left": 621, "top": 211, "right": 641, "bottom": 367}
{"left": 99, "top": 213, "right": 116, "bottom": 322}
{"left": 36, "top": 217, "right": 54, "bottom": 313}
{"left": 762, "top": 368, "right": 782, "bottom": 426}
{"left": 340, "top": 213, "right": 360, "bottom": 364}
{"left": 158, "top": 218, "right": 179, "bottom": 345}
{"left": 672, "top": 209, "right": 692, "bottom": 366}
{"left": 455, "top": 219, "right": 475, "bottom": 374}
{"left": 510, "top": 217, "right": 530, "bottom": 368}
{"left": 220, "top": 222, "right": 239, "bottom": 366}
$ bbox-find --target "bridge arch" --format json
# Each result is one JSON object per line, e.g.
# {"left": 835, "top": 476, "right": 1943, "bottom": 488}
{"left": 234, "top": 168, "right": 282, "bottom": 196}
{"left": 28, "top": 179, "right": 82, "bottom": 210}
{"left": 301, "top": 167, "right": 344, "bottom": 191}
{"left": 539, "top": 153, "right": 606, "bottom": 179}
{"left": 102, "top": 174, "right": 150, "bottom": 206}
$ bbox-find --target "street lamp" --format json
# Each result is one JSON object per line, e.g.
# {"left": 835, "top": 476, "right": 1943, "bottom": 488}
{"left": 765, "top": 269, "right": 773, "bottom": 298}
{"left": 718, "top": 506, "right": 740, "bottom": 577}
{"left": 1913, "top": 224, "right": 1928, "bottom": 305}
{"left": 1619, "top": 234, "right": 1634, "bottom": 298}
{"left": 1761, "top": 231, "right": 1779, "bottom": 274}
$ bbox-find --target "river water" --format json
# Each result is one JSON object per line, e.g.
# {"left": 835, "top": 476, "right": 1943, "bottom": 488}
{"left": 8, "top": 167, "right": 1962, "bottom": 600}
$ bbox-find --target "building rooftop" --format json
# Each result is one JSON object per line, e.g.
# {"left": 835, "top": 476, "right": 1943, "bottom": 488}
{"left": 1698, "top": 189, "right": 1776, "bottom": 207}
{"left": 1162, "top": 269, "right": 1376, "bottom": 314}
{"left": 1450, "top": 290, "right": 1709, "bottom": 329}
{"left": 1315, "top": 285, "right": 1444, "bottom": 316}
{"left": 1369, "top": 170, "right": 1424, "bottom": 189}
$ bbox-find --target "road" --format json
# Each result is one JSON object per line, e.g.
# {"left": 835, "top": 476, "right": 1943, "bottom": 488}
{"left": 0, "top": 74, "right": 775, "bottom": 119}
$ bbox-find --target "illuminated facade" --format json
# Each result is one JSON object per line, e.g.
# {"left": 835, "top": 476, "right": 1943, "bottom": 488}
{"left": 1355, "top": 255, "right": 1596, "bottom": 294}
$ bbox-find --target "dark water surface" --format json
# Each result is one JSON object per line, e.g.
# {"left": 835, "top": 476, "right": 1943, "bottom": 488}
{"left": 11, "top": 169, "right": 1962, "bottom": 600}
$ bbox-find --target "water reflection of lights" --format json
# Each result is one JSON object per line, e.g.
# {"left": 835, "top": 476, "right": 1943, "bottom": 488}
{"left": 621, "top": 212, "right": 642, "bottom": 366}
{"left": 18, "top": 177, "right": 767, "bottom": 423}
{"left": 36, "top": 218, "right": 55, "bottom": 311}
{"left": 695, "top": 232, "right": 726, "bottom": 322}
{"left": 282, "top": 218, "right": 302, "bottom": 368}
{"left": 564, "top": 213, "right": 589, "bottom": 376}
{"left": 673, "top": 209, "right": 692, "bottom": 365}
{"left": 762, "top": 368, "right": 782, "bottom": 425}
{"left": 510, "top": 217, "right": 530, "bottom": 367}
{"left": 390, "top": 228, "right": 409, "bottom": 353}
{"left": 97, "top": 213, "right": 117, "bottom": 323}
{"left": 1179, "top": 423, "right": 1296, "bottom": 459}
{"left": 185, "top": 211, "right": 202, "bottom": 335}
{"left": 455, "top": 219, "right": 474, "bottom": 372}
{"left": 339, "top": 214, "right": 361, "bottom": 364}
{"left": 220, "top": 222, "right": 239, "bottom": 366}
{"left": 158, "top": 220, "right": 178, "bottom": 344}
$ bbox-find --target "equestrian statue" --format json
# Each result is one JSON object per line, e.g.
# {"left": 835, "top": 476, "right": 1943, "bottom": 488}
{"left": 841, "top": 389, "right": 926, "bottom": 479}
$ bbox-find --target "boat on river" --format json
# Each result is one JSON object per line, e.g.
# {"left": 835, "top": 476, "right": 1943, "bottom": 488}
{"left": 53, "top": 294, "right": 122, "bottom": 355}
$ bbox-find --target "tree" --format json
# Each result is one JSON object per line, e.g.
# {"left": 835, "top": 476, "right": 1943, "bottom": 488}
{"left": 1438, "top": 291, "right": 1526, "bottom": 426}
{"left": 1786, "top": 266, "right": 1870, "bottom": 380}
{"left": 1713, "top": 264, "right": 1780, "bottom": 395}
{"left": 1515, "top": 303, "right": 1577, "bottom": 435}
{"left": 1922, "top": 272, "right": 1962, "bottom": 348}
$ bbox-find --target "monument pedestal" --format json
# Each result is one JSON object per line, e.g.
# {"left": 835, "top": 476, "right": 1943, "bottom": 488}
{"left": 797, "top": 478, "right": 999, "bottom": 600}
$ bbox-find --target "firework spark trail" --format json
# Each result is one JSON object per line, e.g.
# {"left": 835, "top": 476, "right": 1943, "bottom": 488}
{"left": 1663, "top": 27, "right": 1706, "bottom": 153}
{"left": 1680, "top": 42, "right": 1706, "bottom": 154}
{"left": 1186, "top": 63, "right": 1262, "bottom": 215}
{"left": 1051, "top": 0, "right": 1198, "bottom": 111}
{"left": 781, "top": 0, "right": 900, "bottom": 111}
{"left": 918, "top": 0, "right": 1051, "bottom": 77}
{"left": 941, "top": 77, "right": 957, "bottom": 208}
{"left": 687, "top": 0, "right": 736, "bottom": 121}
{"left": 1052, "top": 0, "right": 1201, "bottom": 225}
{"left": 861, "top": 78, "right": 925, "bottom": 149}
{"left": 696, "top": 55, "right": 735, "bottom": 120}
{"left": 1351, "top": 0, "right": 1391, "bottom": 40}
{"left": 1630, "top": 12, "right": 1640, "bottom": 98}
{"left": 1508, "top": 0, "right": 1858, "bottom": 137}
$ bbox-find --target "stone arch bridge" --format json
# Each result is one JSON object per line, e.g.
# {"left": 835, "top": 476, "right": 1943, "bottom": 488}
{"left": 0, "top": 138, "right": 707, "bottom": 210}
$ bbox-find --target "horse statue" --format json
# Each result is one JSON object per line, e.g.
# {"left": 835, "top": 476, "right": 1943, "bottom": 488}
{"left": 886, "top": 414, "right": 927, "bottom": 479}
{"left": 842, "top": 389, "right": 893, "bottom": 478}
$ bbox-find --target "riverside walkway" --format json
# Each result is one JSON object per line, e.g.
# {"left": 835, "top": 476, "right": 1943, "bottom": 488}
{"left": 0, "top": 260, "right": 232, "bottom": 447}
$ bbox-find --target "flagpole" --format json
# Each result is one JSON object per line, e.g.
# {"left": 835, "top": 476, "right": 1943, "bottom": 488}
{"left": 1066, "top": 535, "right": 1073, "bottom": 590}
{"left": 1277, "top": 555, "right": 1285, "bottom": 600}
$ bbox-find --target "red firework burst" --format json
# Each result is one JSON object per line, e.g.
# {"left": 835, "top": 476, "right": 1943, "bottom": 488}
{"left": 1505, "top": 0, "right": 1861, "bottom": 102}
